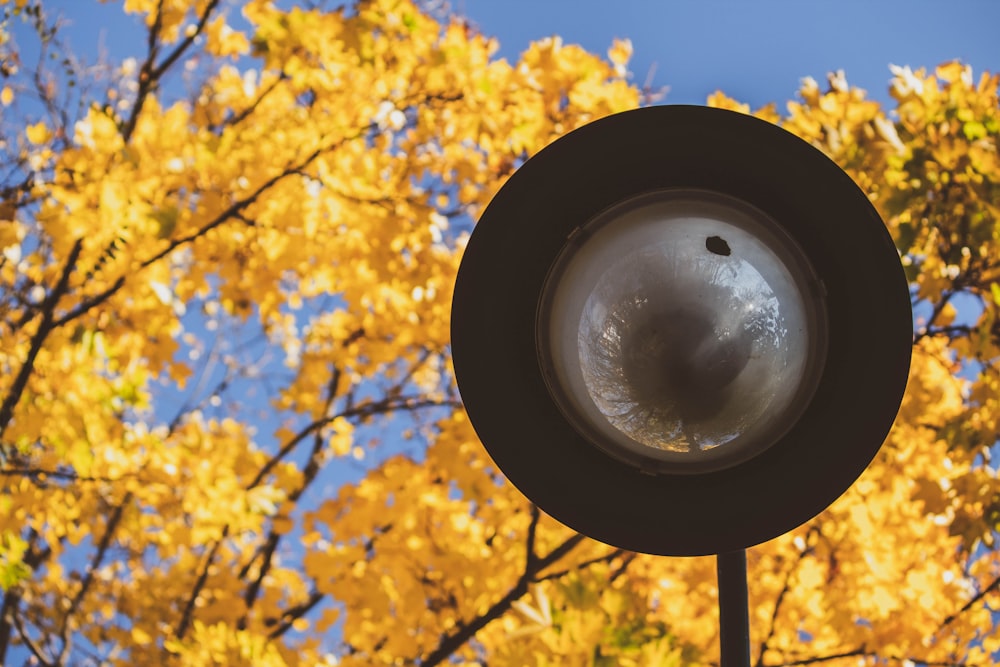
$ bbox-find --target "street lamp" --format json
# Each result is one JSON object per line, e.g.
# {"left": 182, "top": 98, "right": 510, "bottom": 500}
{"left": 450, "top": 105, "right": 911, "bottom": 665}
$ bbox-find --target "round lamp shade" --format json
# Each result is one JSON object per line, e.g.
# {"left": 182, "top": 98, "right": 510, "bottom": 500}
{"left": 451, "top": 106, "right": 911, "bottom": 556}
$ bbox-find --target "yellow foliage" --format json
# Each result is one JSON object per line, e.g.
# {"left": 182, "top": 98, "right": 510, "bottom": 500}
{"left": 204, "top": 15, "right": 250, "bottom": 58}
{"left": 0, "top": 1, "right": 997, "bottom": 666}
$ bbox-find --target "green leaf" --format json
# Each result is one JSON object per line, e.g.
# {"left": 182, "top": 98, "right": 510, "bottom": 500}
{"left": 151, "top": 205, "right": 179, "bottom": 239}
{"left": 963, "top": 120, "right": 987, "bottom": 141}
{"left": 0, "top": 531, "right": 32, "bottom": 592}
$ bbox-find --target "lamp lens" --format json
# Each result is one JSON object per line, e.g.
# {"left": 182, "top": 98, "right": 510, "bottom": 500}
{"left": 538, "top": 191, "right": 826, "bottom": 473}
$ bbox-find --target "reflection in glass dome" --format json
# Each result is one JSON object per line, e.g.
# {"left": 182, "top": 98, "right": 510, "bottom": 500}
{"left": 539, "top": 191, "right": 826, "bottom": 472}
{"left": 581, "top": 238, "right": 788, "bottom": 452}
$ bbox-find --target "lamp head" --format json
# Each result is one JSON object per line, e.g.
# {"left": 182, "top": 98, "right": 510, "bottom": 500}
{"left": 450, "top": 105, "right": 912, "bottom": 555}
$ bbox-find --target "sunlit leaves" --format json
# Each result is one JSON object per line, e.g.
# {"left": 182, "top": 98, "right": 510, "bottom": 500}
{"left": 1, "top": 0, "right": 999, "bottom": 665}
{"left": 0, "top": 0, "right": 638, "bottom": 665}
{"left": 696, "top": 63, "right": 1000, "bottom": 666}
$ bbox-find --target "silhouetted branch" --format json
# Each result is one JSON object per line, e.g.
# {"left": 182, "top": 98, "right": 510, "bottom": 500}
{"left": 770, "top": 648, "right": 866, "bottom": 666}
{"left": 0, "top": 238, "right": 82, "bottom": 440}
{"left": 0, "top": 537, "right": 53, "bottom": 665}
{"left": 12, "top": 610, "right": 53, "bottom": 667}
{"left": 121, "top": 0, "right": 221, "bottom": 142}
{"left": 419, "top": 531, "right": 586, "bottom": 667}
{"left": 0, "top": 467, "right": 128, "bottom": 484}
{"left": 767, "top": 645, "right": 979, "bottom": 667}
{"left": 248, "top": 393, "right": 459, "bottom": 491}
{"left": 51, "top": 140, "right": 346, "bottom": 331}
{"left": 175, "top": 525, "right": 230, "bottom": 640}
{"left": 756, "top": 529, "right": 816, "bottom": 667}
{"left": 266, "top": 591, "right": 324, "bottom": 640}
{"left": 939, "top": 572, "right": 1000, "bottom": 630}
{"left": 534, "top": 548, "right": 627, "bottom": 582}
{"left": 57, "top": 492, "right": 133, "bottom": 663}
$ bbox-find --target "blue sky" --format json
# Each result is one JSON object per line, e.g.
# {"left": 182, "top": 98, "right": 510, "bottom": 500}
{"left": 36, "top": 0, "right": 1000, "bottom": 111}
{"left": 458, "top": 0, "right": 999, "bottom": 107}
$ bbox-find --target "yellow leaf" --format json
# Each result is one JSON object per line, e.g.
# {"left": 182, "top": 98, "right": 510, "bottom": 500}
{"left": 328, "top": 416, "right": 354, "bottom": 456}
{"left": 204, "top": 15, "right": 250, "bottom": 58}
{"left": 607, "top": 38, "right": 632, "bottom": 77}
{"left": 271, "top": 514, "right": 294, "bottom": 534}
{"left": 131, "top": 627, "right": 153, "bottom": 645}
{"left": 315, "top": 607, "right": 340, "bottom": 634}
{"left": 25, "top": 121, "right": 50, "bottom": 144}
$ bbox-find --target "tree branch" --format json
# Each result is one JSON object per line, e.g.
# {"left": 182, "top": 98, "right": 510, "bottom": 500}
{"left": 266, "top": 591, "right": 324, "bottom": 640}
{"left": 419, "top": 531, "right": 587, "bottom": 667}
{"left": 175, "top": 525, "right": 230, "bottom": 640}
{"left": 0, "top": 238, "right": 82, "bottom": 440}
{"left": 221, "top": 73, "right": 288, "bottom": 129}
{"left": 768, "top": 645, "right": 981, "bottom": 667}
{"left": 51, "top": 138, "right": 348, "bottom": 332}
{"left": 913, "top": 288, "right": 960, "bottom": 344}
{"left": 939, "top": 571, "right": 1000, "bottom": 631}
{"left": 756, "top": 530, "right": 816, "bottom": 667}
{"left": 120, "top": 0, "right": 221, "bottom": 142}
{"left": 771, "top": 647, "right": 865, "bottom": 666}
{"left": 247, "top": 393, "right": 459, "bottom": 491}
{"left": 56, "top": 493, "right": 132, "bottom": 663}
{"left": 533, "top": 548, "right": 626, "bottom": 583}
{"left": 0, "top": 466, "right": 129, "bottom": 484}
{"left": 0, "top": 537, "right": 53, "bottom": 665}
{"left": 12, "top": 609, "right": 54, "bottom": 667}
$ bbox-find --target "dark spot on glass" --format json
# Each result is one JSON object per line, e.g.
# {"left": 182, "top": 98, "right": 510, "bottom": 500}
{"left": 706, "top": 235, "right": 731, "bottom": 256}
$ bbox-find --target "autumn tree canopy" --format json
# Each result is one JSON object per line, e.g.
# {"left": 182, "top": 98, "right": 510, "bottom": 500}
{"left": 0, "top": 0, "right": 998, "bottom": 665}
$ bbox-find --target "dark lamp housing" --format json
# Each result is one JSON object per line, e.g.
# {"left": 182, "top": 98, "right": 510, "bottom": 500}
{"left": 451, "top": 106, "right": 911, "bottom": 556}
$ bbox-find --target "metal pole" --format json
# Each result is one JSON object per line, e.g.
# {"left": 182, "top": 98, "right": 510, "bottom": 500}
{"left": 717, "top": 549, "right": 750, "bottom": 667}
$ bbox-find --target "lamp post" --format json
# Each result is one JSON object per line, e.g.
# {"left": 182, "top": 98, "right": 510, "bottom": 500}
{"left": 450, "top": 106, "right": 911, "bottom": 666}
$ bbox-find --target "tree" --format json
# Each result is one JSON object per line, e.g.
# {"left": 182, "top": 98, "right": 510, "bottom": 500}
{"left": 0, "top": 0, "right": 997, "bottom": 665}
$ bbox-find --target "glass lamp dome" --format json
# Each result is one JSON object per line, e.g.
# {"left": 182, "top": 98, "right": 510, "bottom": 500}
{"left": 537, "top": 190, "right": 828, "bottom": 473}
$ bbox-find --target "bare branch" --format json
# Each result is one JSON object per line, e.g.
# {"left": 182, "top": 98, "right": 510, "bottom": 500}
{"left": 770, "top": 648, "right": 865, "bottom": 666}
{"left": 0, "top": 466, "right": 129, "bottom": 484}
{"left": 12, "top": 609, "right": 54, "bottom": 667}
{"left": 222, "top": 74, "right": 288, "bottom": 129}
{"left": 247, "top": 392, "right": 459, "bottom": 491}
